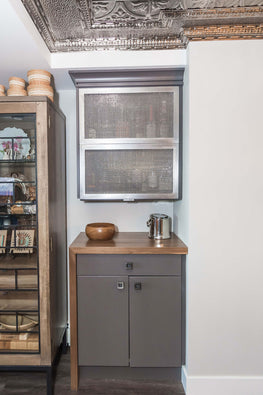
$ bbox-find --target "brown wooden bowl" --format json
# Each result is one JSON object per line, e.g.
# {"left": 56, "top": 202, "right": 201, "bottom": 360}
{"left": 85, "top": 222, "right": 115, "bottom": 241}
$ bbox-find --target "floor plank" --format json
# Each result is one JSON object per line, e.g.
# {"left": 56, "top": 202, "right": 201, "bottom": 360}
{"left": 0, "top": 350, "right": 185, "bottom": 394}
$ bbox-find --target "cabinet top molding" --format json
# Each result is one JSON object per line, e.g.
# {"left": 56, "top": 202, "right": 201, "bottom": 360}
{"left": 0, "top": 97, "right": 65, "bottom": 120}
{"left": 69, "top": 68, "right": 185, "bottom": 88}
{"left": 69, "top": 232, "right": 188, "bottom": 255}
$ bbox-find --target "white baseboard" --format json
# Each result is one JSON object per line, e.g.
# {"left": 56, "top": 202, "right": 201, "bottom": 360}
{"left": 182, "top": 368, "right": 263, "bottom": 395}
{"left": 181, "top": 365, "right": 187, "bottom": 392}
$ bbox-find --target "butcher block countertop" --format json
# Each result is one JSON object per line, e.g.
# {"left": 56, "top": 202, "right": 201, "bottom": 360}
{"left": 69, "top": 232, "right": 188, "bottom": 255}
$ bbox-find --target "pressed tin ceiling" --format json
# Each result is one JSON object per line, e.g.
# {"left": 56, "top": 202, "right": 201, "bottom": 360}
{"left": 21, "top": 1, "right": 263, "bottom": 51}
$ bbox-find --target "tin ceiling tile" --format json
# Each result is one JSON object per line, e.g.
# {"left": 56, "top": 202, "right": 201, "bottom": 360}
{"left": 21, "top": 0, "right": 263, "bottom": 51}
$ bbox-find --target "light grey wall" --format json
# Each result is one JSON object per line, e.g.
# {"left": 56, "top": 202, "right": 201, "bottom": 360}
{"left": 178, "top": 39, "right": 263, "bottom": 395}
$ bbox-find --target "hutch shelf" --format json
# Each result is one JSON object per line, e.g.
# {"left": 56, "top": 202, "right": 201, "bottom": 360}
{"left": 0, "top": 97, "right": 67, "bottom": 395}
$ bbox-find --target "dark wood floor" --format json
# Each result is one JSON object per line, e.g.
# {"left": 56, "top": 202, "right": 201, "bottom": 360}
{"left": 0, "top": 350, "right": 185, "bottom": 395}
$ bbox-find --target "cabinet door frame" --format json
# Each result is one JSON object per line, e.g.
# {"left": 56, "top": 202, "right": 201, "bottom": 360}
{"left": 129, "top": 275, "right": 182, "bottom": 367}
{"left": 79, "top": 143, "right": 179, "bottom": 201}
{"left": 0, "top": 100, "right": 50, "bottom": 365}
{"left": 77, "top": 275, "right": 129, "bottom": 366}
{"left": 79, "top": 86, "right": 180, "bottom": 145}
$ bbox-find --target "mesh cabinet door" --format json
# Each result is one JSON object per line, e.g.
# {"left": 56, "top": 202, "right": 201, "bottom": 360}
{"left": 78, "top": 84, "right": 182, "bottom": 201}
{"left": 80, "top": 87, "right": 179, "bottom": 142}
{"left": 80, "top": 146, "right": 179, "bottom": 201}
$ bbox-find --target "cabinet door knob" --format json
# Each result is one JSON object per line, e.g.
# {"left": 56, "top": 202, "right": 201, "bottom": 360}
{"left": 117, "top": 281, "right": 125, "bottom": 290}
{"left": 134, "top": 282, "right": 142, "bottom": 291}
{"left": 126, "top": 262, "right": 133, "bottom": 270}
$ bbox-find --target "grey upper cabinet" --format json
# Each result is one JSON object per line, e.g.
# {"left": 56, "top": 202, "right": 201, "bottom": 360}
{"left": 70, "top": 68, "right": 184, "bottom": 201}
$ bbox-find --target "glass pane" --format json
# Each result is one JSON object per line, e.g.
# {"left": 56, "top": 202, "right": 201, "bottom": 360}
{"left": 0, "top": 290, "right": 38, "bottom": 311}
{"left": 84, "top": 92, "right": 175, "bottom": 139}
{"left": 85, "top": 149, "right": 173, "bottom": 194}
{"left": 0, "top": 269, "right": 37, "bottom": 290}
{"left": 0, "top": 312, "right": 39, "bottom": 352}
{"left": 0, "top": 113, "right": 39, "bottom": 353}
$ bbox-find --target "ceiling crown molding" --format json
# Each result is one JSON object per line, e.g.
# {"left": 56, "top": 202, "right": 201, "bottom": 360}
{"left": 21, "top": 0, "right": 263, "bottom": 52}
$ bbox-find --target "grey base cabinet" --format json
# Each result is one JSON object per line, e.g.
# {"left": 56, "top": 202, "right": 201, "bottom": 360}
{"left": 77, "top": 255, "right": 182, "bottom": 368}
{"left": 69, "top": 232, "right": 188, "bottom": 390}
{"left": 129, "top": 276, "right": 181, "bottom": 367}
{"left": 78, "top": 276, "right": 129, "bottom": 366}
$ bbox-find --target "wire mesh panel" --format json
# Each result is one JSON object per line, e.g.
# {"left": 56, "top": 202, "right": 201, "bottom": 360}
{"left": 84, "top": 148, "right": 175, "bottom": 196}
{"left": 83, "top": 89, "right": 179, "bottom": 140}
{"left": 79, "top": 84, "right": 182, "bottom": 201}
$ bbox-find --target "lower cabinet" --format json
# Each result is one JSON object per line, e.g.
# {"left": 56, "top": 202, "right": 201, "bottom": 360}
{"left": 129, "top": 276, "right": 181, "bottom": 367}
{"left": 78, "top": 276, "right": 129, "bottom": 366}
{"left": 77, "top": 255, "right": 182, "bottom": 368}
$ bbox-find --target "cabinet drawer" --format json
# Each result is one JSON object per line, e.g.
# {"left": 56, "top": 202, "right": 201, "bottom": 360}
{"left": 77, "top": 254, "right": 181, "bottom": 276}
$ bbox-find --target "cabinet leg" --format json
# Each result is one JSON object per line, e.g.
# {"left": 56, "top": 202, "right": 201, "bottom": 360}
{"left": 46, "top": 366, "right": 53, "bottom": 395}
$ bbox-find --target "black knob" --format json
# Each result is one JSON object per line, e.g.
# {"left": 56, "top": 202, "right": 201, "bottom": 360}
{"left": 134, "top": 282, "right": 142, "bottom": 290}
{"left": 126, "top": 262, "right": 133, "bottom": 270}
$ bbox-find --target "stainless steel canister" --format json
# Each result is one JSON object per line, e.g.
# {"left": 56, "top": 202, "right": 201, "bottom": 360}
{"left": 146, "top": 213, "right": 171, "bottom": 240}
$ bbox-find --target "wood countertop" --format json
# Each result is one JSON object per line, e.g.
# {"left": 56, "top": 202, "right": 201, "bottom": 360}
{"left": 69, "top": 232, "right": 188, "bottom": 255}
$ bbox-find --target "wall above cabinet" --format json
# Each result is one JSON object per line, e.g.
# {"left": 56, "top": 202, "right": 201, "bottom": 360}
{"left": 71, "top": 68, "right": 184, "bottom": 202}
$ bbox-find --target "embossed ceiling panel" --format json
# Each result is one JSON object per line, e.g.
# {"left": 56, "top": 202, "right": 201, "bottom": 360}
{"left": 21, "top": 0, "right": 263, "bottom": 51}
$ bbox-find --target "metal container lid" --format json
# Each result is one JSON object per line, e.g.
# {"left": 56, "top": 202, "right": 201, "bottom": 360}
{"left": 150, "top": 213, "right": 168, "bottom": 219}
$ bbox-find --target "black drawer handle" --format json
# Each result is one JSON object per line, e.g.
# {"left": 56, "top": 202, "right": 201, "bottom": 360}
{"left": 126, "top": 262, "right": 133, "bottom": 270}
{"left": 134, "top": 282, "right": 142, "bottom": 291}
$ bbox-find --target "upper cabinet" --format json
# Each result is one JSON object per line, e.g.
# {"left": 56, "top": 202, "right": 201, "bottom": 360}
{"left": 70, "top": 68, "right": 184, "bottom": 201}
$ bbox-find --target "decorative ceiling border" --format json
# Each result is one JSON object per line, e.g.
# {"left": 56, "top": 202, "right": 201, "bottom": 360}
{"left": 184, "top": 23, "right": 263, "bottom": 41}
{"left": 54, "top": 36, "right": 185, "bottom": 51}
{"left": 21, "top": 1, "right": 263, "bottom": 51}
{"left": 22, "top": 0, "right": 56, "bottom": 51}
{"left": 162, "top": 6, "right": 263, "bottom": 23}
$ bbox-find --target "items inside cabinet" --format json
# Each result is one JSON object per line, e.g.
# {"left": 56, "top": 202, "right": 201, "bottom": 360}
{"left": 84, "top": 91, "right": 177, "bottom": 139}
{"left": 0, "top": 113, "right": 39, "bottom": 353}
{"left": 84, "top": 148, "right": 175, "bottom": 195}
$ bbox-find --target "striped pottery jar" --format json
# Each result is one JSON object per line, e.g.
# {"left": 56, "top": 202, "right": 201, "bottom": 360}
{"left": 27, "top": 84, "right": 53, "bottom": 101}
{"left": 0, "top": 85, "right": 5, "bottom": 96}
{"left": 27, "top": 69, "right": 51, "bottom": 86}
{"left": 7, "top": 87, "right": 27, "bottom": 96}
{"left": 8, "top": 76, "right": 26, "bottom": 88}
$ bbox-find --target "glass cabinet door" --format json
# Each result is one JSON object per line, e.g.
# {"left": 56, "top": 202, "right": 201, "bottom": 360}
{"left": 0, "top": 113, "right": 39, "bottom": 353}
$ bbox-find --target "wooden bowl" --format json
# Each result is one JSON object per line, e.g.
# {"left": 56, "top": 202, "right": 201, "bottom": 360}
{"left": 85, "top": 222, "right": 115, "bottom": 241}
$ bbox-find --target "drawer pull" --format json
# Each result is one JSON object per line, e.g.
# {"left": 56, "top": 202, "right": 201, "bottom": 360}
{"left": 117, "top": 281, "right": 125, "bottom": 290}
{"left": 126, "top": 262, "right": 133, "bottom": 270}
{"left": 134, "top": 282, "right": 142, "bottom": 291}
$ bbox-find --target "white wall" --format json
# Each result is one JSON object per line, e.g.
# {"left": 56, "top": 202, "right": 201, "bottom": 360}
{"left": 177, "top": 40, "right": 263, "bottom": 395}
